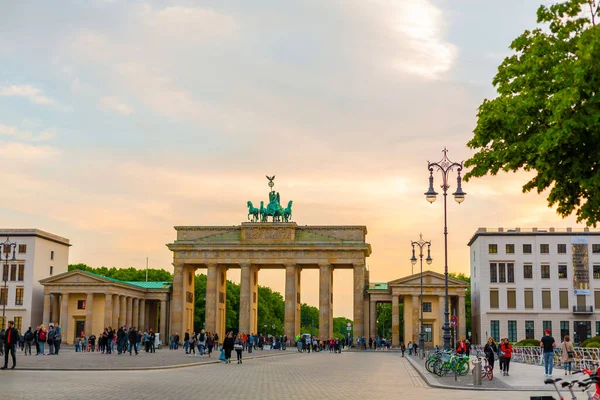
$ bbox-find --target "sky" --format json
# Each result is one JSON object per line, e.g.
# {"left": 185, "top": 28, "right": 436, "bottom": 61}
{"left": 0, "top": 0, "right": 586, "bottom": 319}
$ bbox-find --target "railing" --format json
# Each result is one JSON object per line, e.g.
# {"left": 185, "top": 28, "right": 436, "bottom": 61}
{"left": 573, "top": 306, "right": 594, "bottom": 313}
{"left": 471, "top": 345, "right": 600, "bottom": 370}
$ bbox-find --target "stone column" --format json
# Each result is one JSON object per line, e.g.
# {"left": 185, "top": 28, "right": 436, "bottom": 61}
{"left": 119, "top": 295, "right": 126, "bottom": 327}
{"left": 403, "top": 296, "right": 413, "bottom": 346}
{"left": 139, "top": 299, "right": 146, "bottom": 331}
{"left": 285, "top": 264, "right": 301, "bottom": 340}
{"left": 104, "top": 293, "right": 113, "bottom": 329}
{"left": 112, "top": 294, "right": 120, "bottom": 328}
{"left": 160, "top": 299, "right": 167, "bottom": 336}
{"left": 51, "top": 294, "right": 60, "bottom": 325}
{"left": 60, "top": 293, "right": 69, "bottom": 344}
{"left": 170, "top": 263, "right": 184, "bottom": 336}
{"left": 85, "top": 292, "right": 94, "bottom": 336}
{"left": 458, "top": 295, "right": 466, "bottom": 340}
{"left": 206, "top": 264, "right": 227, "bottom": 340}
{"left": 392, "top": 294, "right": 400, "bottom": 346}
{"left": 369, "top": 300, "right": 377, "bottom": 339}
{"left": 353, "top": 262, "right": 365, "bottom": 339}
{"left": 412, "top": 295, "right": 420, "bottom": 343}
{"left": 132, "top": 298, "right": 139, "bottom": 329}
{"left": 42, "top": 293, "right": 51, "bottom": 327}
{"left": 239, "top": 263, "right": 258, "bottom": 334}
{"left": 126, "top": 296, "right": 133, "bottom": 327}
{"left": 319, "top": 263, "right": 333, "bottom": 339}
{"left": 438, "top": 295, "right": 445, "bottom": 347}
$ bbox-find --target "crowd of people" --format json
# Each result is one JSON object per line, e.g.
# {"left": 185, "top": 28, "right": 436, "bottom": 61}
{"left": 0, "top": 322, "right": 63, "bottom": 359}
{"left": 73, "top": 326, "right": 158, "bottom": 355}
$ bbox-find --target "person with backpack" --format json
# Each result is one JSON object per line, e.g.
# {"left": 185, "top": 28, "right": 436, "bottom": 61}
{"left": 23, "top": 327, "right": 33, "bottom": 356}
{"left": 128, "top": 327, "right": 138, "bottom": 356}
{"left": 38, "top": 325, "right": 47, "bottom": 355}
{"left": 197, "top": 330, "right": 206, "bottom": 356}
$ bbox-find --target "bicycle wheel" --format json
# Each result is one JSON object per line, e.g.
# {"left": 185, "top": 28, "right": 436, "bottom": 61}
{"left": 457, "top": 361, "right": 470, "bottom": 376}
{"left": 425, "top": 359, "right": 437, "bottom": 373}
{"left": 485, "top": 365, "right": 493, "bottom": 380}
{"left": 433, "top": 361, "right": 446, "bottom": 376}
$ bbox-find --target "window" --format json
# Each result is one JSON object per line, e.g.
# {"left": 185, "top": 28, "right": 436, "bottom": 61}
{"left": 597, "top": 322, "right": 600, "bottom": 337}
{"left": 50, "top": 250, "right": 54, "bottom": 260}
{"left": 542, "top": 291, "right": 552, "bottom": 309}
{"left": 595, "top": 291, "right": 600, "bottom": 309}
{"left": 543, "top": 321, "right": 552, "bottom": 332}
{"left": 595, "top": 265, "right": 600, "bottom": 279}
{"left": 540, "top": 244, "right": 550, "bottom": 254}
{"left": 525, "top": 321, "right": 535, "bottom": 339}
{"left": 50, "top": 266, "right": 53, "bottom": 276}
{"left": 508, "top": 321, "right": 517, "bottom": 342}
{"left": 490, "top": 290, "right": 499, "bottom": 309}
{"left": 560, "top": 291, "right": 569, "bottom": 309}
{"left": 593, "top": 244, "right": 600, "bottom": 254}
{"left": 422, "top": 302, "right": 432, "bottom": 312}
{"left": 77, "top": 300, "right": 86, "bottom": 310}
{"left": 491, "top": 320, "right": 500, "bottom": 342}
{"left": 558, "top": 265, "right": 568, "bottom": 279}
{"left": 18, "top": 244, "right": 26, "bottom": 253}
{"left": 17, "top": 264, "right": 23, "bottom": 281}
{"left": 523, "top": 244, "right": 532, "bottom": 254}
{"left": 0, "top": 288, "right": 6, "bottom": 305}
{"left": 524, "top": 264, "right": 533, "bottom": 279}
{"left": 558, "top": 244, "right": 567, "bottom": 254}
{"left": 15, "top": 287, "right": 23, "bottom": 306}
{"left": 499, "top": 263, "right": 506, "bottom": 283}
{"left": 507, "top": 263, "right": 515, "bottom": 283}
{"left": 525, "top": 290, "right": 534, "bottom": 309}
{"left": 561, "top": 321, "right": 569, "bottom": 340}
{"left": 507, "top": 290, "right": 516, "bottom": 309}
{"left": 541, "top": 264, "right": 550, "bottom": 279}
{"left": 423, "top": 324, "right": 432, "bottom": 342}
{"left": 506, "top": 244, "right": 515, "bottom": 254}
{"left": 489, "top": 244, "right": 498, "bottom": 254}
{"left": 490, "top": 263, "right": 497, "bottom": 283}
{"left": 2, "top": 264, "right": 7, "bottom": 281}
{"left": 10, "top": 264, "right": 16, "bottom": 281}
{"left": 13, "top": 316, "right": 22, "bottom": 332}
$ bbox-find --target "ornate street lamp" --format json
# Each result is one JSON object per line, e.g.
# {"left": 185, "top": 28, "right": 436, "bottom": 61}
{"left": 1, "top": 236, "right": 17, "bottom": 330}
{"left": 424, "top": 148, "right": 466, "bottom": 351}
{"left": 411, "top": 234, "right": 432, "bottom": 359}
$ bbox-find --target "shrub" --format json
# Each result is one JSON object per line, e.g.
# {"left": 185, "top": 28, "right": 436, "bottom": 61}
{"left": 580, "top": 336, "right": 600, "bottom": 347}
{"left": 585, "top": 342, "right": 600, "bottom": 348}
{"left": 515, "top": 339, "right": 541, "bottom": 347}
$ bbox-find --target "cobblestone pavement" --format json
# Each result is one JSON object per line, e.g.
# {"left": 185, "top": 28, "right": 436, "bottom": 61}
{"left": 7, "top": 345, "right": 292, "bottom": 370}
{"left": 0, "top": 351, "right": 558, "bottom": 400}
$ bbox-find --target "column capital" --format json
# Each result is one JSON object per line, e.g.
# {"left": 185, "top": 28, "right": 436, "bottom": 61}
{"left": 318, "top": 262, "right": 330, "bottom": 269}
{"left": 353, "top": 260, "right": 366, "bottom": 268}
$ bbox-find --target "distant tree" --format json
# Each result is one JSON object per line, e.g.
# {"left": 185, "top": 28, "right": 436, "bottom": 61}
{"left": 68, "top": 263, "right": 172, "bottom": 281}
{"left": 333, "top": 317, "right": 352, "bottom": 339}
{"left": 464, "top": 0, "right": 600, "bottom": 226}
{"left": 376, "top": 303, "right": 392, "bottom": 339}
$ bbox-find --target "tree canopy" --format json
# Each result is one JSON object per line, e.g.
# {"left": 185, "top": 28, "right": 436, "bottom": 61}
{"left": 464, "top": 0, "right": 600, "bottom": 225}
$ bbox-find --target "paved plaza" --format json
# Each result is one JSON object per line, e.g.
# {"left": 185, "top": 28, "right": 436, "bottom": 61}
{"left": 0, "top": 350, "right": 563, "bottom": 400}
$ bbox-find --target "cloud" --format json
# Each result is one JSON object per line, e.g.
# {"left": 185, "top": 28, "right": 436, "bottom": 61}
{"left": 0, "top": 142, "right": 59, "bottom": 161}
{"left": 0, "top": 84, "right": 57, "bottom": 105}
{"left": 99, "top": 96, "right": 133, "bottom": 115}
{"left": 0, "top": 123, "right": 56, "bottom": 142}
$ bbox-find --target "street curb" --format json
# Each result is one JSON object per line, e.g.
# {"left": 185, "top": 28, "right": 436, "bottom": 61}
{"left": 9, "top": 350, "right": 296, "bottom": 372}
{"left": 404, "top": 354, "right": 551, "bottom": 392}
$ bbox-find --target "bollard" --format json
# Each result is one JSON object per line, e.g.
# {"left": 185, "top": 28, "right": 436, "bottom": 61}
{"left": 472, "top": 359, "right": 482, "bottom": 386}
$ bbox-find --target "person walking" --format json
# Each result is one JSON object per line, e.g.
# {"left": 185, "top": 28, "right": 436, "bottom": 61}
{"left": 128, "top": 327, "right": 139, "bottom": 356}
{"left": 400, "top": 342, "right": 406, "bottom": 357}
{"left": 408, "top": 341, "right": 413, "bottom": 355}
{"left": 234, "top": 333, "right": 244, "bottom": 364}
{"left": 23, "top": 327, "right": 33, "bottom": 356}
{"left": 206, "top": 333, "right": 214, "bottom": 357}
{"left": 222, "top": 332, "right": 234, "bottom": 364}
{"left": 499, "top": 338, "right": 513, "bottom": 376}
{"left": 561, "top": 335, "right": 575, "bottom": 376}
{"left": 197, "top": 330, "right": 206, "bottom": 356}
{"left": 541, "top": 329, "right": 556, "bottom": 377}
{"left": 484, "top": 337, "right": 498, "bottom": 371}
{"left": 2, "top": 321, "right": 19, "bottom": 369}
{"left": 184, "top": 330, "right": 190, "bottom": 354}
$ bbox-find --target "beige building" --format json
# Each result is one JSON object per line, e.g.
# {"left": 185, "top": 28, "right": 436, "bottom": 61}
{"left": 0, "top": 229, "right": 70, "bottom": 332}
{"left": 366, "top": 271, "right": 468, "bottom": 347}
{"left": 40, "top": 270, "right": 171, "bottom": 344}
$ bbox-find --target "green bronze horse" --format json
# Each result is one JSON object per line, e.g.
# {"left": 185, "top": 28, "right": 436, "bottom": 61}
{"left": 247, "top": 201, "right": 259, "bottom": 222}
{"left": 283, "top": 200, "right": 293, "bottom": 222}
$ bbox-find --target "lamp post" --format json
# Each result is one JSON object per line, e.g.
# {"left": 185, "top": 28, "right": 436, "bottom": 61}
{"left": 424, "top": 148, "right": 466, "bottom": 351}
{"left": 410, "top": 234, "right": 432, "bottom": 359}
{"left": 1, "top": 236, "right": 17, "bottom": 330}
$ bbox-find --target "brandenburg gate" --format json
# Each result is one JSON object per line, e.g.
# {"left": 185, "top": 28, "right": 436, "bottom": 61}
{"left": 166, "top": 177, "right": 371, "bottom": 340}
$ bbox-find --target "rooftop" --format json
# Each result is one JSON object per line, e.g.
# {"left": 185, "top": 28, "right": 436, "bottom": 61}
{"left": 0, "top": 229, "right": 70, "bottom": 246}
{"left": 467, "top": 227, "right": 600, "bottom": 246}
{"left": 82, "top": 270, "right": 172, "bottom": 290}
